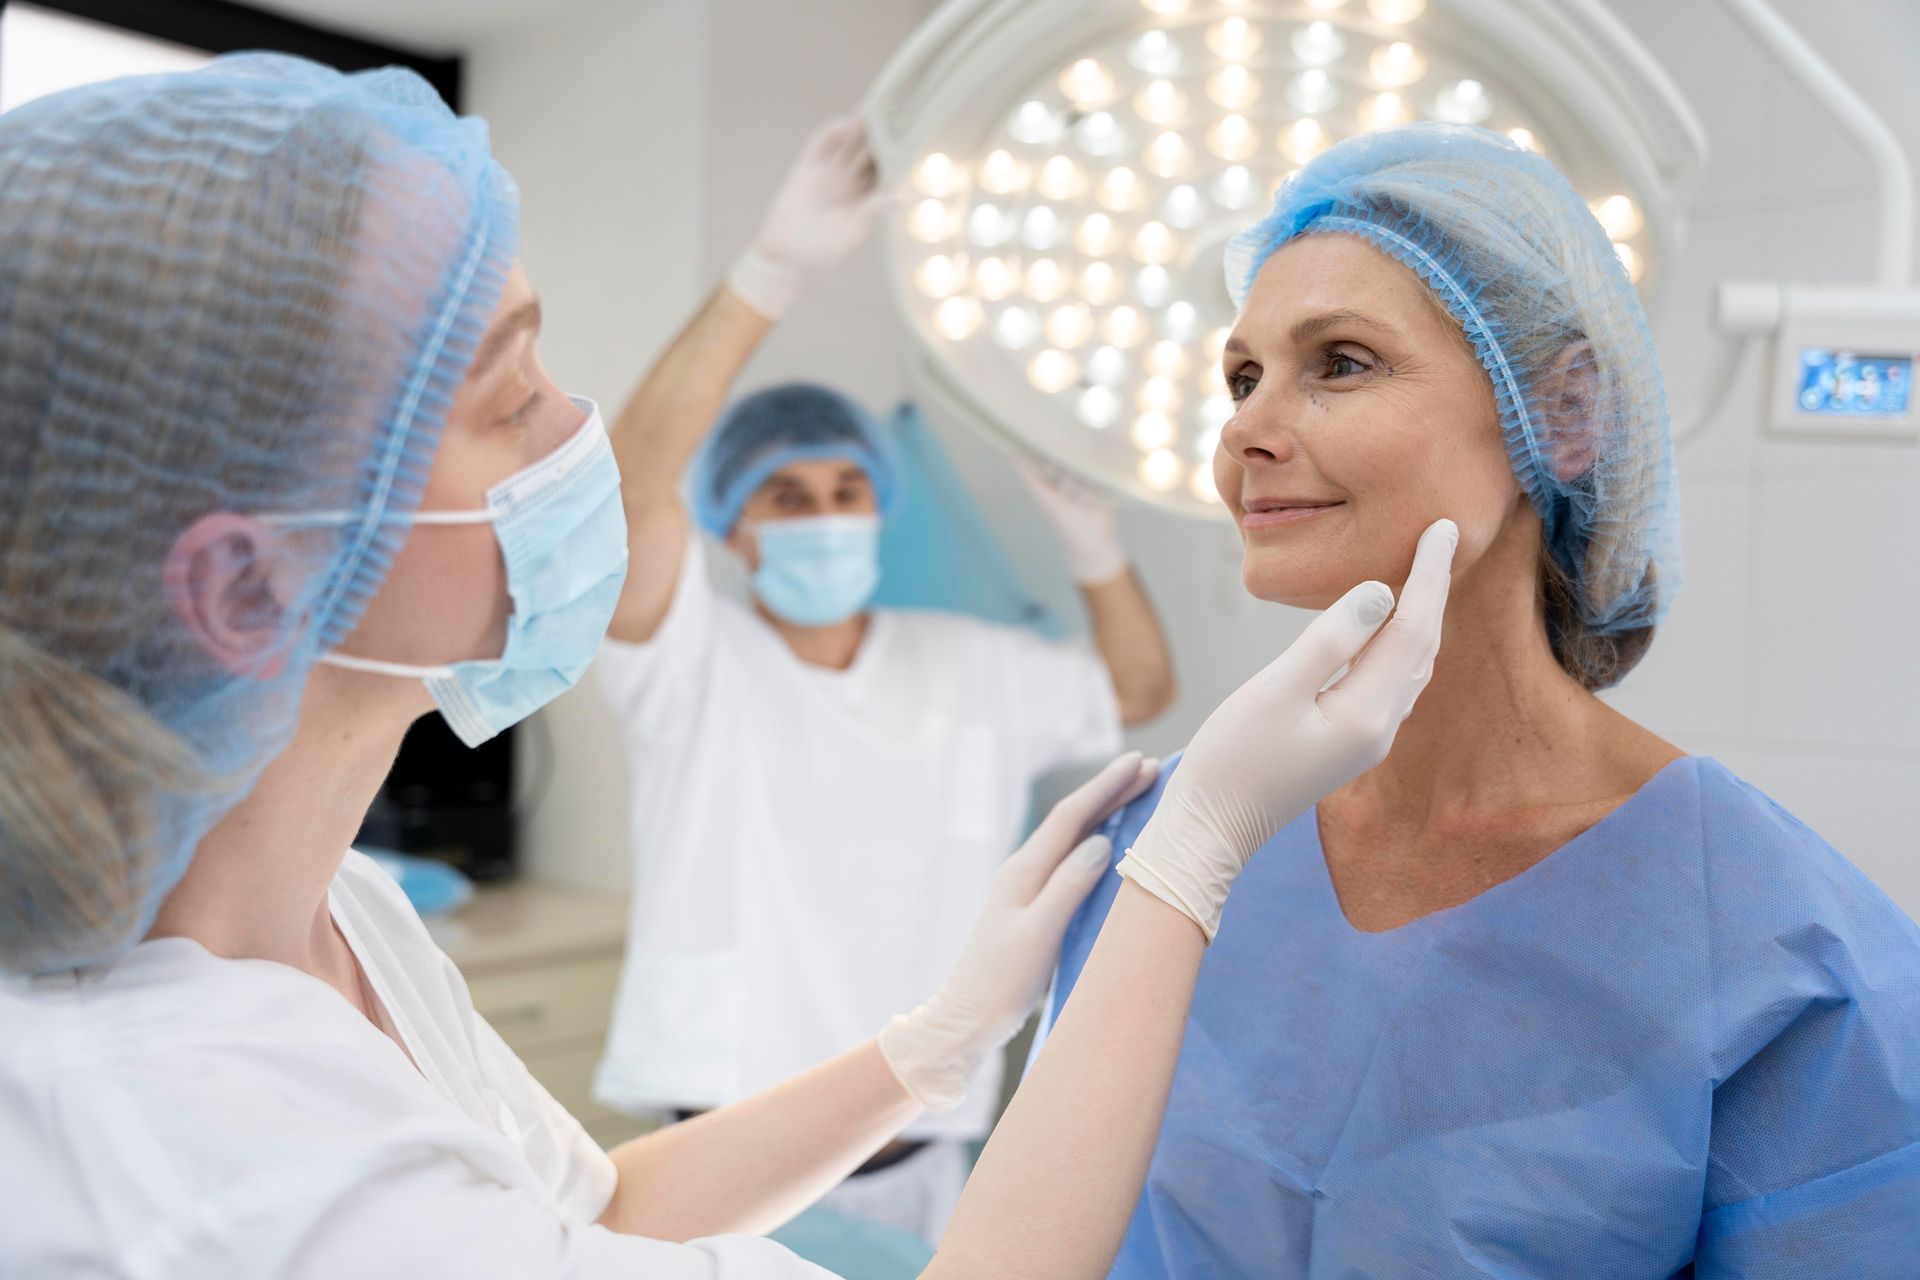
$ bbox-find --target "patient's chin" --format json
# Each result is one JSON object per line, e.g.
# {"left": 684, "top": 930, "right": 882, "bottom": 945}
{"left": 1240, "top": 558, "right": 1344, "bottom": 609}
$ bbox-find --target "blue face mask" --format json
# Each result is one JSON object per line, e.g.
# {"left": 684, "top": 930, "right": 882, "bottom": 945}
{"left": 309, "top": 396, "right": 629, "bottom": 747}
{"left": 748, "top": 514, "right": 881, "bottom": 627}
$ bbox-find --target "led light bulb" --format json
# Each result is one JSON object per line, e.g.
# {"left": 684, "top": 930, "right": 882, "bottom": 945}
{"left": 913, "top": 152, "right": 964, "bottom": 198}
{"left": 1195, "top": 424, "right": 1224, "bottom": 459}
{"left": 1075, "top": 211, "right": 1120, "bottom": 256}
{"left": 1025, "top": 257, "right": 1069, "bottom": 302}
{"left": 1279, "top": 118, "right": 1330, "bottom": 164}
{"left": 1359, "top": 91, "right": 1412, "bottom": 131}
{"left": 1101, "top": 305, "right": 1147, "bottom": 348}
{"left": 1367, "top": 0, "right": 1426, "bottom": 22}
{"left": 1074, "top": 111, "right": 1130, "bottom": 158}
{"left": 1127, "top": 29, "right": 1183, "bottom": 76}
{"left": 1028, "top": 348, "right": 1081, "bottom": 394}
{"left": 1087, "top": 344, "right": 1131, "bottom": 385}
{"left": 992, "top": 304, "right": 1042, "bottom": 349}
{"left": 934, "top": 296, "right": 983, "bottom": 340}
{"left": 1078, "top": 261, "right": 1122, "bottom": 305}
{"left": 1369, "top": 41, "right": 1427, "bottom": 87}
{"left": 1210, "top": 165, "right": 1258, "bottom": 210}
{"left": 1060, "top": 58, "right": 1116, "bottom": 109}
{"left": 974, "top": 255, "right": 1021, "bottom": 301}
{"left": 1096, "top": 166, "right": 1146, "bottom": 212}
{"left": 1131, "top": 411, "right": 1177, "bottom": 450}
{"left": 1592, "top": 194, "right": 1644, "bottom": 239}
{"left": 909, "top": 199, "right": 955, "bottom": 242}
{"left": 1131, "top": 220, "right": 1177, "bottom": 265}
{"left": 1307, "top": 0, "right": 1348, "bottom": 9}
{"left": 1046, "top": 302, "right": 1095, "bottom": 348}
{"left": 1190, "top": 465, "right": 1220, "bottom": 503}
{"left": 1134, "top": 265, "right": 1173, "bottom": 308}
{"left": 1289, "top": 69, "right": 1338, "bottom": 114}
{"left": 1142, "top": 130, "right": 1189, "bottom": 179}
{"left": 1614, "top": 242, "right": 1645, "bottom": 283}
{"left": 914, "top": 254, "right": 966, "bottom": 299}
{"left": 1147, "top": 338, "right": 1192, "bottom": 377}
{"left": 1020, "top": 205, "right": 1068, "bottom": 250}
{"left": 1140, "top": 0, "right": 1191, "bottom": 12}
{"left": 1162, "top": 184, "right": 1204, "bottom": 229}
{"left": 1434, "top": 78, "right": 1492, "bottom": 124}
{"left": 1162, "top": 301, "right": 1199, "bottom": 342}
{"left": 1205, "top": 65, "right": 1260, "bottom": 113}
{"left": 1009, "top": 100, "right": 1065, "bottom": 146}
{"left": 1134, "top": 79, "right": 1187, "bottom": 125}
{"left": 1206, "top": 16, "right": 1262, "bottom": 59}
{"left": 1138, "top": 376, "right": 1182, "bottom": 413}
{"left": 1291, "top": 21, "right": 1345, "bottom": 66}
{"left": 1206, "top": 114, "right": 1258, "bottom": 161}
{"left": 1506, "top": 127, "right": 1540, "bottom": 152}
{"left": 1077, "top": 383, "right": 1123, "bottom": 428}
{"left": 977, "top": 148, "right": 1030, "bottom": 196}
{"left": 1205, "top": 326, "right": 1232, "bottom": 363}
{"left": 1200, "top": 361, "right": 1228, "bottom": 394}
{"left": 1036, "top": 155, "right": 1087, "bottom": 201}
{"left": 1140, "top": 448, "right": 1184, "bottom": 491}
{"left": 967, "top": 203, "right": 1016, "bottom": 248}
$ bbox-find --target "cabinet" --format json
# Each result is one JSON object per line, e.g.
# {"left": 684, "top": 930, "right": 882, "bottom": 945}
{"left": 427, "top": 881, "right": 652, "bottom": 1151}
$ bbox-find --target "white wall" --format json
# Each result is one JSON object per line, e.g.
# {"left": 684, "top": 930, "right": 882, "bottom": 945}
{"left": 474, "top": 0, "right": 1920, "bottom": 916}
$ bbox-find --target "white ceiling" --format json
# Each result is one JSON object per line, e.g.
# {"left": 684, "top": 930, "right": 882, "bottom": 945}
{"left": 250, "top": 0, "right": 603, "bottom": 55}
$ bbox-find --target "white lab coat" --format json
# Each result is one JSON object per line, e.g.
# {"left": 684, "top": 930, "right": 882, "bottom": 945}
{"left": 0, "top": 851, "right": 835, "bottom": 1280}
{"left": 592, "top": 536, "right": 1123, "bottom": 1139}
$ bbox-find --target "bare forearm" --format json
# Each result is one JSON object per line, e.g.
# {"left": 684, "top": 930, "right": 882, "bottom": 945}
{"left": 599, "top": 1039, "right": 920, "bottom": 1241}
{"left": 612, "top": 284, "right": 772, "bottom": 509}
{"left": 927, "top": 884, "right": 1204, "bottom": 1278}
{"left": 1083, "top": 571, "right": 1176, "bottom": 725}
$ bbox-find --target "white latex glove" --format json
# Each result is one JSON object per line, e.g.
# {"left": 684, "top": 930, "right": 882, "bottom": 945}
{"left": 727, "top": 113, "right": 892, "bottom": 320}
{"left": 1019, "top": 459, "right": 1129, "bottom": 586}
{"left": 1119, "top": 518, "right": 1458, "bottom": 941}
{"left": 879, "top": 752, "right": 1160, "bottom": 1110}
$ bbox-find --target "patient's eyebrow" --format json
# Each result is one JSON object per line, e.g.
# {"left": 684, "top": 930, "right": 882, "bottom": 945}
{"left": 1288, "top": 308, "right": 1402, "bottom": 345}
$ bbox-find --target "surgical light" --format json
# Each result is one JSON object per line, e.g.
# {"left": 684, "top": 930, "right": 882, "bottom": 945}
{"left": 870, "top": 0, "right": 1704, "bottom": 517}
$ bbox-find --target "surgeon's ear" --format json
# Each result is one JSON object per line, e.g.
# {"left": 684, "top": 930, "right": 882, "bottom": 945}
{"left": 1537, "top": 340, "right": 1600, "bottom": 483}
{"left": 162, "top": 514, "right": 296, "bottom": 679}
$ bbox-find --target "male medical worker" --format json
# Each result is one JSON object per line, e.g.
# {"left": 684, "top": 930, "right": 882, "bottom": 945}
{"left": 588, "top": 116, "right": 1176, "bottom": 1242}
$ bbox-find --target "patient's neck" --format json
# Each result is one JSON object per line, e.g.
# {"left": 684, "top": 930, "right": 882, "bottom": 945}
{"left": 1336, "top": 520, "right": 1671, "bottom": 834}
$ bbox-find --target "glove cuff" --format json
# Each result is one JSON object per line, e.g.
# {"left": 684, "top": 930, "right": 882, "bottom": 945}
{"left": 726, "top": 246, "right": 807, "bottom": 320}
{"left": 877, "top": 1007, "right": 975, "bottom": 1112}
{"left": 1062, "top": 536, "right": 1129, "bottom": 587}
{"left": 1116, "top": 850, "right": 1220, "bottom": 942}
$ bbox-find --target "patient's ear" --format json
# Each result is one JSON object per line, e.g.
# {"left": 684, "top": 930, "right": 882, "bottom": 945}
{"left": 161, "top": 514, "right": 295, "bottom": 679}
{"left": 1537, "top": 340, "right": 1599, "bottom": 482}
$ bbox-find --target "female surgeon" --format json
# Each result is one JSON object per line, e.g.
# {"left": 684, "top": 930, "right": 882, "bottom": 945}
{"left": 0, "top": 55, "right": 1457, "bottom": 1279}
{"left": 1041, "top": 123, "right": 1920, "bottom": 1276}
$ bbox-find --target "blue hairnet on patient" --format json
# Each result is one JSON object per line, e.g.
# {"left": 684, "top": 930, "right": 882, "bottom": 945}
{"left": 0, "top": 54, "right": 517, "bottom": 973}
{"left": 691, "top": 382, "right": 900, "bottom": 537}
{"left": 1225, "top": 123, "right": 1680, "bottom": 670}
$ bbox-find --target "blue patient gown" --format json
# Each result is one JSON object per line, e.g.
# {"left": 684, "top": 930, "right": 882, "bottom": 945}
{"left": 1038, "top": 757, "right": 1920, "bottom": 1277}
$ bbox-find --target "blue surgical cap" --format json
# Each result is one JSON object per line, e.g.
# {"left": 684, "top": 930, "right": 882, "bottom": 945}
{"left": 0, "top": 54, "right": 517, "bottom": 972}
{"left": 1224, "top": 123, "right": 1681, "bottom": 659}
{"left": 691, "top": 383, "right": 899, "bottom": 537}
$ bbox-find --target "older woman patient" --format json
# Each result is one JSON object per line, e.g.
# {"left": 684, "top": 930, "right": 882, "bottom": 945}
{"left": 1041, "top": 123, "right": 1920, "bottom": 1277}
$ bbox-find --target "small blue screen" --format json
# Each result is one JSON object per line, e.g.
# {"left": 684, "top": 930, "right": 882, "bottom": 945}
{"left": 1797, "top": 348, "right": 1911, "bottom": 418}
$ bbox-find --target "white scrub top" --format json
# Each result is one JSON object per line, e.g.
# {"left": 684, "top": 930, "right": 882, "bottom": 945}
{"left": 593, "top": 536, "right": 1123, "bottom": 1140}
{"left": 0, "top": 851, "right": 833, "bottom": 1280}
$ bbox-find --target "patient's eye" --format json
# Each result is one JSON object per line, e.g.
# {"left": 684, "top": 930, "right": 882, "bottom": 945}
{"left": 1226, "top": 364, "right": 1260, "bottom": 402}
{"left": 1321, "top": 347, "right": 1372, "bottom": 379}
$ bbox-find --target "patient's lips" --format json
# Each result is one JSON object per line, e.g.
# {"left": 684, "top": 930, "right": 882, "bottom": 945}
{"left": 1241, "top": 492, "right": 1344, "bottom": 530}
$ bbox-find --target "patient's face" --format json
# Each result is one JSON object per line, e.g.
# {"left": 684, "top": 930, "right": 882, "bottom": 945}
{"left": 1213, "top": 234, "right": 1519, "bottom": 606}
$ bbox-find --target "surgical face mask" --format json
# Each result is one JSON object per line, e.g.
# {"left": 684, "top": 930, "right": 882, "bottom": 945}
{"left": 283, "top": 396, "right": 629, "bottom": 747}
{"left": 747, "top": 513, "right": 881, "bottom": 627}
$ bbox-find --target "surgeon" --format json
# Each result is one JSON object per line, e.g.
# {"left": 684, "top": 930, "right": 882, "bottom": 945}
{"left": 589, "top": 117, "right": 1176, "bottom": 1240}
{"left": 1040, "top": 123, "right": 1920, "bottom": 1276}
{"left": 0, "top": 56, "right": 1457, "bottom": 1278}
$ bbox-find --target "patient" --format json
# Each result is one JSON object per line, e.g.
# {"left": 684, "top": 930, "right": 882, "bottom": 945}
{"left": 1039, "top": 124, "right": 1920, "bottom": 1277}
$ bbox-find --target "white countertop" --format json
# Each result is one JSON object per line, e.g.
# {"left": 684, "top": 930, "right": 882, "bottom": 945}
{"left": 426, "top": 879, "right": 629, "bottom": 975}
